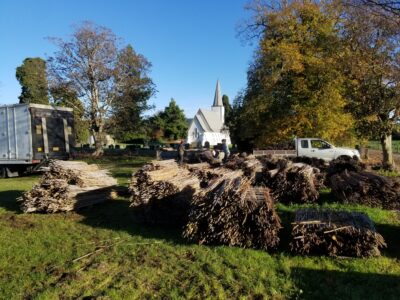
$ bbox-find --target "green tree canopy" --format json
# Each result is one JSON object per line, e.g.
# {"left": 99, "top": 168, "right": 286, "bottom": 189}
{"left": 16, "top": 57, "right": 49, "bottom": 104}
{"left": 149, "top": 99, "right": 188, "bottom": 141}
{"left": 110, "top": 45, "right": 155, "bottom": 142}
{"left": 222, "top": 94, "right": 232, "bottom": 117}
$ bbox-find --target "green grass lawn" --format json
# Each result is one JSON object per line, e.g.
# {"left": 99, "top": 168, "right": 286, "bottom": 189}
{"left": 0, "top": 157, "right": 399, "bottom": 299}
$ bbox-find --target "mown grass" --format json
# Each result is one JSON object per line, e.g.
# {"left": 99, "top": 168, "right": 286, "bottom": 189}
{"left": 0, "top": 157, "right": 399, "bottom": 299}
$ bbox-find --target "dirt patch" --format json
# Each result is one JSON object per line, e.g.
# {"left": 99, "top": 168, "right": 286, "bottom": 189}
{"left": 1, "top": 215, "right": 35, "bottom": 229}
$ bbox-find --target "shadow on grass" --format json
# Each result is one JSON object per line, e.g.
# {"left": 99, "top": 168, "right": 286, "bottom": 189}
{"left": 275, "top": 207, "right": 295, "bottom": 253}
{"left": 291, "top": 267, "right": 400, "bottom": 300}
{"left": 77, "top": 198, "right": 187, "bottom": 245}
{"left": 375, "top": 223, "right": 400, "bottom": 259}
{"left": 0, "top": 190, "right": 23, "bottom": 213}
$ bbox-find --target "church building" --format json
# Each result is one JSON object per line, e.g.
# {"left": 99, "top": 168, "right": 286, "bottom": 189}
{"left": 187, "top": 80, "right": 231, "bottom": 147}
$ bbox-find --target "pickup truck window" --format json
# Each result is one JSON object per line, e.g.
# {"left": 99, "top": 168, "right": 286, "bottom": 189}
{"left": 301, "top": 140, "right": 309, "bottom": 148}
{"left": 311, "top": 140, "right": 331, "bottom": 149}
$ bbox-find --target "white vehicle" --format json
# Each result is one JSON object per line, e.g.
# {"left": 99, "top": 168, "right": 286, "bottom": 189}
{"left": 253, "top": 138, "right": 360, "bottom": 161}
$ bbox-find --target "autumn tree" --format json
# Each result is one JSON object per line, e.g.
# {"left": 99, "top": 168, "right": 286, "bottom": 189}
{"left": 110, "top": 45, "right": 155, "bottom": 142}
{"left": 341, "top": 3, "right": 400, "bottom": 168}
{"left": 47, "top": 22, "right": 154, "bottom": 155}
{"left": 16, "top": 57, "right": 49, "bottom": 104}
{"left": 233, "top": 1, "right": 354, "bottom": 148}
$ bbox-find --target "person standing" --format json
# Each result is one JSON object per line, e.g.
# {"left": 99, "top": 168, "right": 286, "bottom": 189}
{"left": 178, "top": 140, "right": 185, "bottom": 165}
{"left": 222, "top": 139, "right": 230, "bottom": 162}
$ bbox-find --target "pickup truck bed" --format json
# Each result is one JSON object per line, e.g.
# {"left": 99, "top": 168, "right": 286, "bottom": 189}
{"left": 253, "top": 150, "right": 296, "bottom": 157}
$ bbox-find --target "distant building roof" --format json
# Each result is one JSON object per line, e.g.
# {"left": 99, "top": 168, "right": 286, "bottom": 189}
{"left": 196, "top": 108, "right": 223, "bottom": 132}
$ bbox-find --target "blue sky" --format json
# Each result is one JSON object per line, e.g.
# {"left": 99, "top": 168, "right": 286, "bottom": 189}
{"left": 0, "top": 0, "right": 255, "bottom": 117}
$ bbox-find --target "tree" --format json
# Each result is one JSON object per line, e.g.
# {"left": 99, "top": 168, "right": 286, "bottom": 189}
{"left": 110, "top": 45, "right": 155, "bottom": 142}
{"left": 344, "top": 1, "right": 400, "bottom": 17}
{"left": 50, "top": 83, "right": 89, "bottom": 144}
{"left": 222, "top": 94, "right": 232, "bottom": 117}
{"left": 341, "top": 3, "right": 400, "bottom": 168}
{"left": 47, "top": 22, "right": 154, "bottom": 156}
{"left": 16, "top": 57, "right": 49, "bottom": 104}
{"left": 149, "top": 99, "right": 188, "bottom": 141}
{"left": 234, "top": 1, "right": 354, "bottom": 148}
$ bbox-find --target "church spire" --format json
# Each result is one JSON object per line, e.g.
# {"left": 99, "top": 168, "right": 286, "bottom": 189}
{"left": 213, "top": 80, "right": 223, "bottom": 107}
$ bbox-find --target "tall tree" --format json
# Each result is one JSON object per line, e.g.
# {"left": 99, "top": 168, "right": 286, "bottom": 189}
{"left": 149, "top": 99, "right": 188, "bottom": 141}
{"left": 222, "top": 94, "right": 232, "bottom": 117}
{"left": 234, "top": 1, "right": 354, "bottom": 148}
{"left": 110, "top": 45, "right": 155, "bottom": 142}
{"left": 341, "top": 3, "right": 400, "bottom": 168}
{"left": 48, "top": 22, "right": 154, "bottom": 155}
{"left": 16, "top": 57, "right": 49, "bottom": 104}
{"left": 50, "top": 83, "right": 89, "bottom": 144}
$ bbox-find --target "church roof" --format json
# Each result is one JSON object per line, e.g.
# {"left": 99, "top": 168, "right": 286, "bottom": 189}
{"left": 197, "top": 109, "right": 223, "bottom": 132}
{"left": 212, "top": 80, "right": 223, "bottom": 107}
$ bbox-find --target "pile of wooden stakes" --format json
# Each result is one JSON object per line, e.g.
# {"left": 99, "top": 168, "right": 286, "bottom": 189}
{"left": 290, "top": 208, "right": 386, "bottom": 257}
{"left": 18, "top": 160, "right": 117, "bottom": 213}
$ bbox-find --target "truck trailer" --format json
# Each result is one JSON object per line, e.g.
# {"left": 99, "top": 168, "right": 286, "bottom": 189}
{"left": 0, "top": 103, "right": 74, "bottom": 177}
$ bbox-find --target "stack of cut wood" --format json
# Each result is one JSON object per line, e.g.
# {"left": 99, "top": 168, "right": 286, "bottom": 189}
{"left": 18, "top": 160, "right": 117, "bottom": 213}
{"left": 329, "top": 170, "right": 400, "bottom": 209}
{"left": 263, "top": 160, "right": 324, "bottom": 204}
{"left": 290, "top": 209, "right": 386, "bottom": 257}
{"left": 225, "top": 154, "right": 264, "bottom": 184}
{"left": 183, "top": 172, "right": 281, "bottom": 250}
{"left": 129, "top": 160, "right": 201, "bottom": 224}
{"left": 327, "top": 156, "right": 366, "bottom": 177}
{"left": 291, "top": 156, "right": 327, "bottom": 171}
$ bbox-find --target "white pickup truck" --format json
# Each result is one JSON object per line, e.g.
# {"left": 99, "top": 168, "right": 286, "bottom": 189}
{"left": 253, "top": 138, "right": 360, "bottom": 161}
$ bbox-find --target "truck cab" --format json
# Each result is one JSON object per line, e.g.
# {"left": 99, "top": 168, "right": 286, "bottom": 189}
{"left": 296, "top": 138, "right": 360, "bottom": 161}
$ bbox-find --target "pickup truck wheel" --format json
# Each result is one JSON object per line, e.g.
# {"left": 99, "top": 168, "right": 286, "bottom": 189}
{"left": 337, "top": 155, "right": 352, "bottom": 161}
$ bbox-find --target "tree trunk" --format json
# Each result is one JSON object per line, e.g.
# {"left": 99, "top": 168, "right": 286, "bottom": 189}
{"left": 380, "top": 133, "right": 395, "bottom": 169}
{"left": 92, "top": 129, "right": 104, "bottom": 157}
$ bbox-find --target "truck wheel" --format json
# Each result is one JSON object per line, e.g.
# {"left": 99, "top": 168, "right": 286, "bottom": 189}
{"left": 337, "top": 155, "right": 352, "bottom": 161}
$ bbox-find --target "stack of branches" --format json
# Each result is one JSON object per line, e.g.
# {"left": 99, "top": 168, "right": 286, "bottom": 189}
{"left": 224, "top": 154, "right": 264, "bottom": 184}
{"left": 329, "top": 169, "right": 400, "bottom": 209}
{"left": 187, "top": 163, "right": 224, "bottom": 188}
{"left": 129, "top": 160, "right": 201, "bottom": 225}
{"left": 290, "top": 209, "right": 386, "bottom": 257}
{"left": 327, "top": 156, "right": 366, "bottom": 177}
{"left": 262, "top": 159, "right": 324, "bottom": 204}
{"left": 183, "top": 171, "right": 281, "bottom": 250}
{"left": 18, "top": 160, "right": 117, "bottom": 213}
{"left": 290, "top": 156, "right": 327, "bottom": 172}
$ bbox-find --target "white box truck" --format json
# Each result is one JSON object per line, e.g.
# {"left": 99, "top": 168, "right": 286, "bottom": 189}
{"left": 253, "top": 138, "right": 360, "bottom": 161}
{"left": 0, "top": 103, "right": 74, "bottom": 177}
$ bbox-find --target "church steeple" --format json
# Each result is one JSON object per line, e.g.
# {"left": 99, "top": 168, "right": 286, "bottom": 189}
{"left": 212, "top": 80, "right": 223, "bottom": 107}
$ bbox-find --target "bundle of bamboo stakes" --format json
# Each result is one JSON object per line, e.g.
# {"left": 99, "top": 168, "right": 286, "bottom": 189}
{"left": 329, "top": 170, "right": 400, "bottom": 209}
{"left": 129, "top": 159, "right": 282, "bottom": 249}
{"left": 262, "top": 159, "right": 324, "bottom": 204}
{"left": 129, "top": 160, "right": 201, "bottom": 224}
{"left": 183, "top": 172, "right": 281, "bottom": 250}
{"left": 18, "top": 160, "right": 117, "bottom": 213}
{"left": 290, "top": 209, "right": 386, "bottom": 257}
